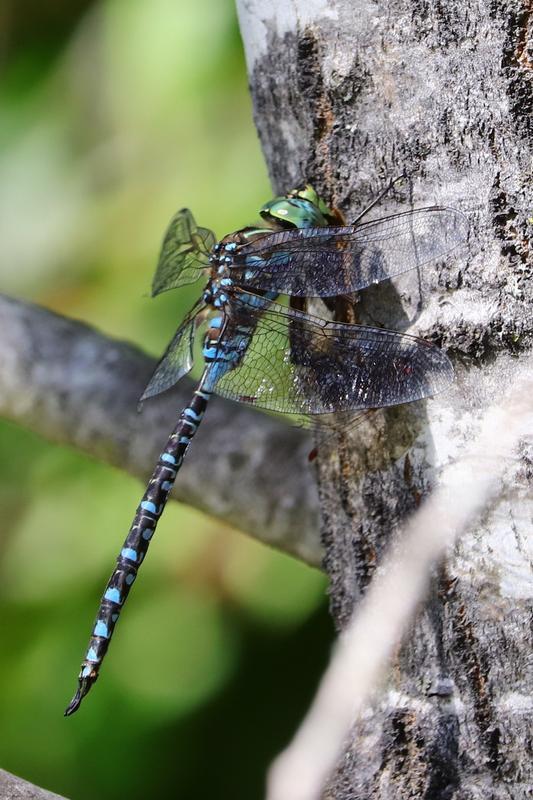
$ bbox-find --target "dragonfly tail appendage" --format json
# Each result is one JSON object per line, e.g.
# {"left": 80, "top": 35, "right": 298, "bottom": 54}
{"left": 64, "top": 385, "right": 211, "bottom": 716}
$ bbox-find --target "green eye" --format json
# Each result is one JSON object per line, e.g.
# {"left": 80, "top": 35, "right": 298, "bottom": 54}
{"left": 260, "top": 189, "right": 334, "bottom": 228}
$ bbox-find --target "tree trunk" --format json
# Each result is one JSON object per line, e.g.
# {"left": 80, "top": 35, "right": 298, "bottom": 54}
{"left": 237, "top": 1, "right": 532, "bottom": 797}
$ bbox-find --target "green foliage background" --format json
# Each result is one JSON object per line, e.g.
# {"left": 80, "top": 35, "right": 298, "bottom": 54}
{"left": 0, "top": 2, "right": 332, "bottom": 797}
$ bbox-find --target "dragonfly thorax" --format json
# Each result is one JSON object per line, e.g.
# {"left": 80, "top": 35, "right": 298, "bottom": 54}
{"left": 202, "top": 275, "right": 233, "bottom": 310}
{"left": 205, "top": 227, "right": 274, "bottom": 307}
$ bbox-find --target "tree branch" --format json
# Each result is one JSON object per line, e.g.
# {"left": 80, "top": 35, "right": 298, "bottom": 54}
{"left": 0, "top": 769, "right": 69, "bottom": 800}
{"left": 0, "top": 293, "right": 321, "bottom": 565}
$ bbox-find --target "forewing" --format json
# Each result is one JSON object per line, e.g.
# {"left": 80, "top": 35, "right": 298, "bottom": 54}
{"left": 140, "top": 300, "right": 205, "bottom": 401}
{"left": 152, "top": 209, "right": 216, "bottom": 296}
{"left": 231, "top": 207, "right": 468, "bottom": 297}
{"left": 214, "top": 293, "right": 453, "bottom": 418}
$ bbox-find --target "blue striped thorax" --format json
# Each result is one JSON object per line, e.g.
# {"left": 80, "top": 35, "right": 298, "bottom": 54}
{"left": 205, "top": 226, "right": 273, "bottom": 310}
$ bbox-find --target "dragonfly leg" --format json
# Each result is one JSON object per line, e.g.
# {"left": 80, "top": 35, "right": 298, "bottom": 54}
{"left": 65, "top": 386, "right": 211, "bottom": 715}
{"left": 351, "top": 174, "right": 407, "bottom": 225}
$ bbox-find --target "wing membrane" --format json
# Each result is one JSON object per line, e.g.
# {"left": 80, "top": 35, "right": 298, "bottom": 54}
{"left": 214, "top": 292, "right": 453, "bottom": 418}
{"left": 152, "top": 209, "right": 215, "bottom": 296}
{"left": 232, "top": 207, "right": 468, "bottom": 297}
{"left": 140, "top": 299, "right": 205, "bottom": 401}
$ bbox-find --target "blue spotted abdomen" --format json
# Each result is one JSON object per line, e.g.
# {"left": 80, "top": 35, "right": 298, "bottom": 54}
{"left": 69, "top": 387, "right": 210, "bottom": 706}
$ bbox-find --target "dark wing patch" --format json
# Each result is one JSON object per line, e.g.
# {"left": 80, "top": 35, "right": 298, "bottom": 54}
{"left": 214, "top": 292, "right": 453, "bottom": 420}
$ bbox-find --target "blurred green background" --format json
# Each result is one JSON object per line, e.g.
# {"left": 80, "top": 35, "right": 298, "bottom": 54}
{"left": 0, "top": 2, "right": 332, "bottom": 798}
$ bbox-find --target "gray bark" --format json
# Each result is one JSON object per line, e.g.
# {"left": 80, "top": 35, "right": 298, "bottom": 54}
{"left": 0, "top": 293, "right": 320, "bottom": 564}
{"left": 237, "top": 1, "right": 532, "bottom": 798}
{"left": 0, "top": 769, "right": 68, "bottom": 800}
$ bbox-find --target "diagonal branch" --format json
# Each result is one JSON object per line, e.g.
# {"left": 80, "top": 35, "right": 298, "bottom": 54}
{"left": 0, "top": 293, "right": 321, "bottom": 565}
{"left": 0, "top": 769, "right": 69, "bottom": 800}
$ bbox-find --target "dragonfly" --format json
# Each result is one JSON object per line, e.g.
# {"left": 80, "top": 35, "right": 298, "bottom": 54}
{"left": 65, "top": 184, "right": 468, "bottom": 715}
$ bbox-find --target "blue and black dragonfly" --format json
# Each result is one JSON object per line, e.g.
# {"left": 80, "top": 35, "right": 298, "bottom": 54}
{"left": 65, "top": 185, "right": 467, "bottom": 714}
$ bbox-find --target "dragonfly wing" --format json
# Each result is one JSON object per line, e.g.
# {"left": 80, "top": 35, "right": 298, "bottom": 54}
{"left": 214, "top": 293, "right": 453, "bottom": 419}
{"left": 232, "top": 207, "right": 468, "bottom": 297}
{"left": 140, "top": 300, "right": 205, "bottom": 401}
{"left": 152, "top": 209, "right": 216, "bottom": 296}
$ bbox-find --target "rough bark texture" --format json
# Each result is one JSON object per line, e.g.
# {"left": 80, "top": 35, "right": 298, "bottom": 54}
{"left": 0, "top": 293, "right": 320, "bottom": 564}
{"left": 0, "top": 769, "right": 68, "bottom": 800}
{"left": 237, "top": 1, "right": 532, "bottom": 798}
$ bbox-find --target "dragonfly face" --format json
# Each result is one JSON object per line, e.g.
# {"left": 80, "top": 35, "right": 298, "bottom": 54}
{"left": 260, "top": 184, "right": 340, "bottom": 227}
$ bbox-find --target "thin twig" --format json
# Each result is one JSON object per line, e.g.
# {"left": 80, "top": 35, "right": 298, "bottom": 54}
{"left": 266, "top": 364, "right": 533, "bottom": 800}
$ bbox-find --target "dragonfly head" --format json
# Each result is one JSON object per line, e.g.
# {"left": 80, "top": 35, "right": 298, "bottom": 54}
{"left": 260, "top": 184, "right": 340, "bottom": 229}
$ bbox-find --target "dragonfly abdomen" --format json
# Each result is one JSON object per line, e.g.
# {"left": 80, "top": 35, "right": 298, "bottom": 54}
{"left": 64, "top": 386, "right": 211, "bottom": 715}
